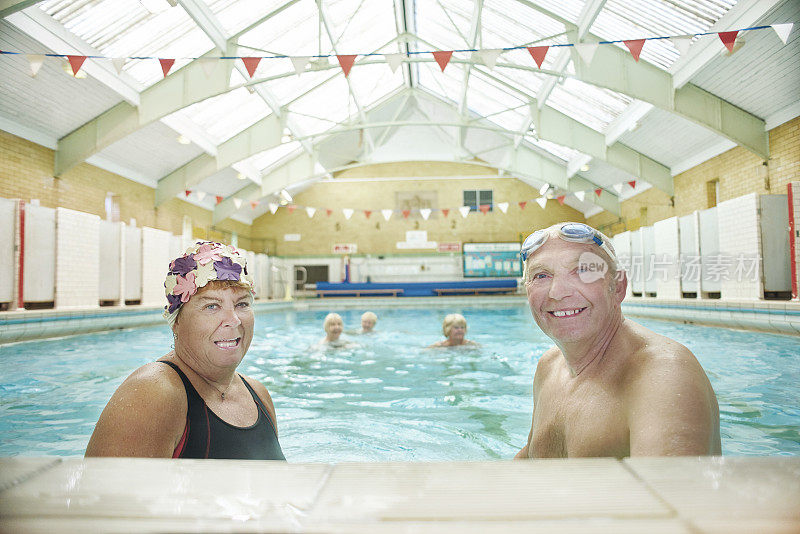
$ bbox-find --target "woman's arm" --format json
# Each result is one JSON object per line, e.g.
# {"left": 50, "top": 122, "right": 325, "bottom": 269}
{"left": 85, "top": 363, "right": 186, "bottom": 457}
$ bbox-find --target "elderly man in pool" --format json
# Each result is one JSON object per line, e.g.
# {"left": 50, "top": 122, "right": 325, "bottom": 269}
{"left": 86, "top": 242, "right": 284, "bottom": 460}
{"left": 515, "top": 222, "right": 720, "bottom": 458}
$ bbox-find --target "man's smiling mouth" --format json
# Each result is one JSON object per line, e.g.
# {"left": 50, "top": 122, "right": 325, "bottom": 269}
{"left": 548, "top": 308, "right": 587, "bottom": 318}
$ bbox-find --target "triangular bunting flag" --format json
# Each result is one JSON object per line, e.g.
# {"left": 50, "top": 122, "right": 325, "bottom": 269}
{"left": 772, "top": 23, "right": 793, "bottom": 45}
{"left": 441, "top": 209, "right": 449, "bottom": 218}
{"left": 539, "top": 183, "right": 550, "bottom": 196}
{"left": 196, "top": 191, "right": 206, "bottom": 201}
{"left": 556, "top": 195, "right": 565, "bottom": 205}
{"left": 159, "top": 58, "right": 175, "bottom": 78}
{"left": 384, "top": 53, "right": 404, "bottom": 73}
{"left": 573, "top": 43, "right": 598, "bottom": 65}
{"left": 402, "top": 210, "right": 411, "bottom": 219}
{"left": 241, "top": 57, "right": 261, "bottom": 78}
{"left": 250, "top": 201, "right": 259, "bottom": 210}
{"left": 518, "top": 201, "right": 527, "bottom": 210}
{"left": 497, "top": 202, "right": 508, "bottom": 213}
{"left": 111, "top": 57, "right": 126, "bottom": 74}
{"left": 432, "top": 50, "right": 453, "bottom": 72}
{"left": 233, "top": 198, "right": 243, "bottom": 209}
{"left": 478, "top": 204, "right": 491, "bottom": 215}
{"left": 623, "top": 39, "right": 646, "bottom": 62}
{"left": 269, "top": 203, "right": 278, "bottom": 214}
{"left": 420, "top": 208, "right": 431, "bottom": 220}
{"left": 306, "top": 206, "right": 316, "bottom": 218}
{"left": 459, "top": 206, "right": 471, "bottom": 218}
{"left": 527, "top": 46, "right": 549, "bottom": 68}
{"left": 628, "top": 180, "right": 637, "bottom": 189}
{"left": 184, "top": 190, "right": 191, "bottom": 197}
{"left": 478, "top": 48, "right": 502, "bottom": 69}
{"left": 326, "top": 209, "right": 333, "bottom": 217}
{"left": 670, "top": 36, "right": 693, "bottom": 56}
{"left": 337, "top": 54, "right": 357, "bottom": 77}
{"left": 382, "top": 209, "right": 393, "bottom": 221}
{"left": 66, "top": 55, "right": 86, "bottom": 76}
{"left": 594, "top": 188, "right": 602, "bottom": 197}
{"left": 535, "top": 197, "right": 547, "bottom": 209}
{"left": 287, "top": 204, "right": 297, "bottom": 213}
{"left": 574, "top": 191, "right": 585, "bottom": 202}
{"left": 26, "top": 54, "right": 45, "bottom": 77}
{"left": 290, "top": 56, "right": 310, "bottom": 75}
{"left": 343, "top": 208, "right": 354, "bottom": 220}
{"left": 613, "top": 183, "right": 623, "bottom": 194}
{"left": 363, "top": 210, "right": 371, "bottom": 219}
{"left": 197, "top": 57, "right": 219, "bottom": 78}
{"left": 718, "top": 31, "right": 738, "bottom": 53}
{"left": 215, "top": 195, "right": 223, "bottom": 205}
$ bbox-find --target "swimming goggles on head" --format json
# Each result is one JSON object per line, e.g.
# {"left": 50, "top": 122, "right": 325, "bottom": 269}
{"left": 520, "top": 222, "right": 617, "bottom": 266}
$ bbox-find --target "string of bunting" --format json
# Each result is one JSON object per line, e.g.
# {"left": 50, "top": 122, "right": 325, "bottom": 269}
{"left": 185, "top": 180, "right": 640, "bottom": 217}
{"left": 2, "top": 23, "right": 792, "bottom": 78}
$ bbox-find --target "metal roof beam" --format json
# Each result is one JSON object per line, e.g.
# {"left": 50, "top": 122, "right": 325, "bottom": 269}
{"left": 457, "top": 0, "right": 483, "bottom": 150}
{"left": 0, "top": 0, "right": 42, "bottom": 18}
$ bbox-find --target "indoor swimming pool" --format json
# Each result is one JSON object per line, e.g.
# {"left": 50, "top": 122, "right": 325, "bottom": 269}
{"left": 1, "top": 303, "right": 798, "bottom": 459}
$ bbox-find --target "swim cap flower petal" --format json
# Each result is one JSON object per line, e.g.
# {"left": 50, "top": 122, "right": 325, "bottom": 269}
{"left": 173, "top": 272, "right": 197, "bottom": 302}
{"left": 214, "top": 257, "right": 242, "bottom": 281}
{"left": 169, "top": 255, "right": 197, "bottom": 276}
{"left": 194, "top": 244, "right": 224, "bottom": 265}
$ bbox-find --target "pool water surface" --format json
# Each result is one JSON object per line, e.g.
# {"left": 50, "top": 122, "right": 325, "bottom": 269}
{"left": 1, "top": 304, "right": 798, "bottom": 459}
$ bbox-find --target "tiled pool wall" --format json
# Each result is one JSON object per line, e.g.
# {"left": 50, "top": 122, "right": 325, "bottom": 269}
{"left": 1, "top": 296, "right": 798, "bottom": 344}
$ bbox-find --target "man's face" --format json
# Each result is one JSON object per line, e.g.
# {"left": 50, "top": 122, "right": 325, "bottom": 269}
{"left": 524, "top": 237, "right": 623, "bottom": 344}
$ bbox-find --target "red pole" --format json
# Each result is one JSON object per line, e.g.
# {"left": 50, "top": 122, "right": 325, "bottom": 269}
{"left": 17, "top": 200, "right": 25, "bottom": 309}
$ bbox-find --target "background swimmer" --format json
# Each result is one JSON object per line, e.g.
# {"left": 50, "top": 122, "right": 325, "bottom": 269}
{"left": 429, "top": 313, "right": 477, "bottom": 347}
{"left": 359, "top": 312, "right": 377, "bottom": 333}
{"left": 316, "top": 312, "right": 357, "bottom": 349}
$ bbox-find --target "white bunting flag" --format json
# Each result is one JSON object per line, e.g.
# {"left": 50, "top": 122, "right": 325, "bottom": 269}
{"left": 290, "top": 56, "right": 311, "bottom": 75}
{"left": 574, "top": 43, "right": 599, "bottom": 66}
{"left": 111, "top": 57, "right": 126, "bottom": 75}
{"left": 381, "top": 209, "right": 393, "bottom": 221}
{"left": 342, "top": 208, "right": 354, "bottom": 220}
{"left": 613, "top": 183, "right": 623, "bottom": 194}
{"left": 772, "top": 23, "right": 793, "bottom": 45}
{"left": 305, "top": 206, "right": 316, "bottom": 218}
{"left": 197, "top": 57, "right": 220, "bottom": 78}
{"left": 497, "top": 202, "right": 508, "bottom": 213}
{"left": 536, "top": 197, "right": 547, "bottom": 209}
{"left": 420, "top": 208, "right": 431, "bottom": 220}
{"left": 233, "top": 198, "right": 243, "bottom": 209}
{"left": 196, "top": 191, "right": 206, "bottom": 201}
{"left": 574, "top": 190, "right": 586, "bottom": 202}
{"left": 478, "top": 48, "right": 502, "bottom": 70}
{"left": 26, "top": 54, "right": 45, "bottom": 77}
{"left": 268, "top": 202, "right": 278, "bottom": 214}
{"left": 670, "top": 36, "right": 693, "bottom": 57}
{"left": 539, "top": 183, "right": 550, "bottom": 196}
{"left": 384, "top": 53, "right": 404, "bottom": 73}
{"left": 459, "top": 206, "right": 471, "bottom": 218}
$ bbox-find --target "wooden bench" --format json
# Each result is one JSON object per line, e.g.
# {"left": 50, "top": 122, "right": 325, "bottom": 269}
{"left": 315, "top": 288, "right": 404, "bottom": 298}
{"left": 433, "top": 287, "right": 517, "bottom": 296}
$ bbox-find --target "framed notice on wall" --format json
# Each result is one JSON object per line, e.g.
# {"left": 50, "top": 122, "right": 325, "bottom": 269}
{"left": 463, "top": 242, "right": 522, "bottom": 278}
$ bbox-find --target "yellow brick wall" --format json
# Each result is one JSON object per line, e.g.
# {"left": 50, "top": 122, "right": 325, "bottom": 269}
{"left": 0, "top": 130, "right": 253, "bottom": 250}
{"left": 251, "top": 162, "right": 585, "bottom": 255}
{"left": 589, "top": 116, "right": 800, "bottom": 234}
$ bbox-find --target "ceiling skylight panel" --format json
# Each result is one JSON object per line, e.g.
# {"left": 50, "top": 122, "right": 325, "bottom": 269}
{"left": 245, "top": 141, "right": 302, "bottom": 173}
{"left": 467, "top": 70, "right": 527, "bottom": 119}
{"left": 415, "top": 0, "right": 472, "bottom": 50}
{"left": 322, "top": 0, "right": 396, "bottom": 54}
{"left": 237, "top": 1, "right": 320, "bottom": 56}
{"left": 181, "top": 87, "right": 271, "bottom": 144}
{"left": 482, "top": 0, "right": 568, "bottom": 47}
{"left": 525, "top": 135, "right": 580, "bottom": 162}
{"left": 347, "top": 64, "right": 404, "bottom": 108}
{"left": 417, "top": 62, "right": 464, "bottom": 106}
{"left": 484, "top": 108, "right": 528, "bottom": 132}
{"left": 289, "top": 75, "right": 351, "bottom": 130}
{"left": 547, "top": 77, "right": 631, "bottom": 131}
{"left": 204, "top": 0, "right": 286, "bottom": 36}
{"left": 262, "top": 70, "right": 335, "bottom": 107}
{"left": 527, "top": 0, "right": 585, "bottom": 25}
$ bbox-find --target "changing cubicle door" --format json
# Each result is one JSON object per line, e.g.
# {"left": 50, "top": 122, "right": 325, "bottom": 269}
{"left": 125, "top": 225, "right": 142, "bottom": 302}
{"left": 698, "top": 207, "right": 720, "bottom": 294}
{"left": 679, "top": 213, "right": 700, "bottom": 294}
{"left": 23, "top": 204, "right": 56, "bottom": 303}
{"left": 760, "top": 195, "right": 791, "bottom": 293}
{"left": 629, "top": 229, "right": 643, "bottom": 294}
{"left": 99, "top": 220, "right": 122, "bottom": 301}
{"left": 0, "top": 198, "right": 15, "bottom": 305}
{"left": 641, "top": 225, "right": 657, "bottom": 296}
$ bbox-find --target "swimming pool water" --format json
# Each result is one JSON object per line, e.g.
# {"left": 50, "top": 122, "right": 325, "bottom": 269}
{"left": 1, "top": 304, "right": 798, "bottom": 459}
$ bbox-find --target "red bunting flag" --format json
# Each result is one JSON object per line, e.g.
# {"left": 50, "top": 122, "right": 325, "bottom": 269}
{"left": 526, "top": 46, "right": 549, "bottom": 68}
{"left": 184, "top": 190, "right": 191, "bottom": 197}
{"left": 594, "top": 188, "right": 602, "bottom": 197}
{"left": 623, "top": 39, "right": 646, "bottom": 62}
{"left": 479, "top": 204, "right": 491, "bottom": 214}
{"left": 287, "top": 205, "right": 297, "bottom": 213}
{"left": 364, "top": 210, "right": 371, "bottom": 219}
{"left": 215, "top": 195, "right": 223, "bottom": 204}
{"left": 441, "top": 209, "right": 449, "bottom": 218}
{"left": 326, "top": 209, "right": 332, "bottom": 216}
{"left": 66, "top": 55, "right": 86, "bottom": 76}
{"left": 518, "top": 201, "right": 527, "bottom": 210}
{"left": 628, "top": 180, "right": 636, "bottom": 189}
{"left": 402, "top": 210, "right": 411, "bottom": 219}
{"left": 337, "top": 54, "right": 357, "bottom": 77}
{"left": 718, "top": 31, "right": 738, "bottom": 53}
{"left": 250, "top": 201, "right": 259, "bottom": 210}
{"left": 159, "top": 58, "right": 175, "bottom": 78}
{"left": 557, "top": 195, "right": 565, "bottom": 205}
{"left": 432, "top": 50, "right": 453, "bottom": 72}
{"left": 241, "top": 57, "right": 261, "bottom": 78}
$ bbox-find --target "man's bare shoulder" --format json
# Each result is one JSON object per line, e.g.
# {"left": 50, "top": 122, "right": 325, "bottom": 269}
{"left": 622, "top": 320, "right": 708, "bottom": 386}
{"left": 533, "top": 346, "right": 562, "bottom": 381}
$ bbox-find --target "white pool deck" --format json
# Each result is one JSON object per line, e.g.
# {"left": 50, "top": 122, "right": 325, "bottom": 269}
{"left": 1, "top": 456, "right": 798, "bottom": 533}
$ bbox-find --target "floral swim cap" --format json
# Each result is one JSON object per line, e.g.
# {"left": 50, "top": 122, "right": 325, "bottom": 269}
{"left": 163, "top": 241, "right": 254, "bottom": 326}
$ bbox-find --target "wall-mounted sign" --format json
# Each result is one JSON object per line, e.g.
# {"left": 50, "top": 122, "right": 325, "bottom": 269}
{"left": 463, "top": 242, "right": 522, "bottom": 278}
{"left": 284, "top": 233, "right": 301, "bottom": 241}
{"left": 333, "top": 243, "right": 357, "bottom": 254}
{"left": 438, "top": 242, "right": 461, "bottom": 253}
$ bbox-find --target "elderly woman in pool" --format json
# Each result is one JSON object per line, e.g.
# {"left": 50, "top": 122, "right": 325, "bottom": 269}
{"left": 85, "top": 242, "right": 284, "bottom": 460}
{"left": 429, "top": 313, "right": 478, "bottom": 347}
{"left": 317, "top": 312, "right": 356, "bottom": 348}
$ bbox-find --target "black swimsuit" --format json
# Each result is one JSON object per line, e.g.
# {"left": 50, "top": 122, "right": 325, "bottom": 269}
{"left": 161, "top": 360, "right": 285, "bottom": 460}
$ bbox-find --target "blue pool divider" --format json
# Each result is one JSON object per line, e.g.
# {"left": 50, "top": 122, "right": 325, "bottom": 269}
{"left": 315, "top": 279, "right": 518, "bottom": 297}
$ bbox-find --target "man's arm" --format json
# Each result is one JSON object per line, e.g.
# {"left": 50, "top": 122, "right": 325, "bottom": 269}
{"left": 627, "top": 348, "right": 721, "bottom": 456}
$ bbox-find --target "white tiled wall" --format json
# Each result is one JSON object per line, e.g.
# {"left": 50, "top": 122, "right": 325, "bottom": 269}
{"left": 653, "top": 217, "right": 681, "bottom": 299}
{"left": 55, "top": 207, "right": 100, "bottom": 309}
{"left": 717, "top": 193, "right": 762, "bottom": 300}
{"left": 141, "top": 227, "right": 173, "bottom": 307}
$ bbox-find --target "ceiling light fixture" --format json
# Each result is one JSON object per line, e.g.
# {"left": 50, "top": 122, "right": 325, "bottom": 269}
{"left": 279, "top": 189, "right": 293, "bottom": 203}
{"left": 236, "top": 172, "right": 246, "bottom": 180}
{"left": 580, "top": 164, "right": 590, "bottom": 172}
{"left": 176, "top": 135, "right": 191, "bottom": 145}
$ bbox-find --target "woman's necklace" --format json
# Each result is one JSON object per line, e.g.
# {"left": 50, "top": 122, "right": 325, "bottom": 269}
{"left": 197, "top": 372, "right": 235, "bottom": 400}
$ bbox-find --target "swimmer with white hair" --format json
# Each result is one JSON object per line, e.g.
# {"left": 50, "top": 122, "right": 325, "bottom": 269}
{"left": 359, "top": 311, "right": 377, "bottom": 333}
{"left": 429, "top": 313, "right": 477, "bottom": 347}
{"left": 317, "top": 312, "right": 355, "bottom": 348}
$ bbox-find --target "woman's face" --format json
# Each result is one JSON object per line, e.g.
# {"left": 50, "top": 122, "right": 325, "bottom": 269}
{"left": 325, "top": 317, "right": 343, "bottom": 340}
{"left": 173, "top": 285, "right": 254, "bottom": 370}
{"left": 447, "top": 322, "right": 466, "bottom": 342}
